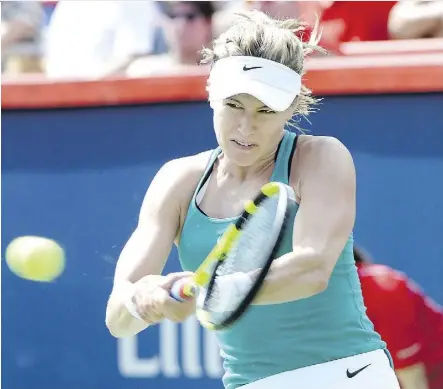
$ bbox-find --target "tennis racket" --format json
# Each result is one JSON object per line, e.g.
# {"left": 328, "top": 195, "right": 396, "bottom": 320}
{"left": 170, "top": 181, "right": 296, "bottom": 330}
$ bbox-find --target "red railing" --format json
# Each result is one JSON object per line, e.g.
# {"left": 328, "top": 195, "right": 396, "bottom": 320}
{"left": 2, "top": 40, "right": 443, "bottom": 109}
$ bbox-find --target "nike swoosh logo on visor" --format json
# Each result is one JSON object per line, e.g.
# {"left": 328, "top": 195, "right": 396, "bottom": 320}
{"left": 243, "top": 65, "right": 262, "bottom": 71}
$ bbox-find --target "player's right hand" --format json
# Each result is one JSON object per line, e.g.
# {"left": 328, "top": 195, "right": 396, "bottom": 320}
{"left": 158, "top": 272, "right": 197, "bottom": 323}
{"left": 131, "top": 272, "right": 195, "bottom": 324}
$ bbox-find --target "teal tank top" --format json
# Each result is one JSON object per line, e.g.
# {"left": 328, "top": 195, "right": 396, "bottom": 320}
{"left": 178, "top": 131, "right": 388, "bottom": 389}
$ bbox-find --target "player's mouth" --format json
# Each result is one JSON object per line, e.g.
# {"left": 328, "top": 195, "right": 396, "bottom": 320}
{"left": 231, "top": 140, "right": 257, "bottom": 150}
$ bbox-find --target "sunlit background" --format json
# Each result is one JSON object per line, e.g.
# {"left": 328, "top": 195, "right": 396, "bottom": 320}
{"left": 2, "top": 1, "right": 443, "bottom": 389}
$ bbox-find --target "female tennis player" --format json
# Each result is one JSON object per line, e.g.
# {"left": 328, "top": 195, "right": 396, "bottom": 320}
{"left": 106, "top": 10, "right": 400, "bottom": 389}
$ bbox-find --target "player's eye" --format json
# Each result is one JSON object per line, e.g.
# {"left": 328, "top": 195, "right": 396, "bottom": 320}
{"left": 225, "top": 101, "right": 243, "bottom": 109}
{"left": 258, "top": 108, "right": 276, "bottom": 114}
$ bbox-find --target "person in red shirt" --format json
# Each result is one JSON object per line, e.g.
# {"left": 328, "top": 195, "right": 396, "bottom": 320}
{"left": 319, "top": 1, "right": 397, "bottom": 49}
{"left": 354, "top": 245, "right": 443, "bottom": 389}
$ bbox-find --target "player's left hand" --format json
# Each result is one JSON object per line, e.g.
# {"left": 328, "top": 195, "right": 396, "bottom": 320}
{"left": 157, "top": 272, "right": 197, "bottom": 322}
{"left": 212, "top": 272, "right": 254, "bottom": 312}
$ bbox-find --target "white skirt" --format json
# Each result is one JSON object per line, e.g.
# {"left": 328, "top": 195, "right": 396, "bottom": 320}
{"left": 241, "top": 349, "right": 400, "bottom": 389}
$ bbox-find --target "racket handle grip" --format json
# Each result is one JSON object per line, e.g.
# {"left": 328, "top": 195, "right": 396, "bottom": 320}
{"left": 170, "top": 279, "right": 197, "bottom": 302}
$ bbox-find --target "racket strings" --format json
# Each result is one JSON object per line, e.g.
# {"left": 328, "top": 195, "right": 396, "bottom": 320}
{"left": 205, "top": 197, "right": 279, "bottom": 318}
{"left": 218, "top": 197, "right": 278, "bottom": 276}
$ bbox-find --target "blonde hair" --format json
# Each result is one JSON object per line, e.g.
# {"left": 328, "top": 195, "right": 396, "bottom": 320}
{"left": 201, "top": 10, "right": 326, "bottom": 128}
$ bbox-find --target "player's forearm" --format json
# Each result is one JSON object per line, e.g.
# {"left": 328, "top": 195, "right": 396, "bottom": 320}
{"left": 105, "top": 282, "right": 150, "bottom": 338}
{"left": 253, "top": 247, "right": 330, "bottom": 305}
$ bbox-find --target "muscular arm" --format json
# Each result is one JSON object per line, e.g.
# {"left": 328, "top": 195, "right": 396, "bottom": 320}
{"left": 105, "top": 157, "right": 202, "bottom": 338}
{"left": 255, "top": 137, "right": 356, "bottom": 304}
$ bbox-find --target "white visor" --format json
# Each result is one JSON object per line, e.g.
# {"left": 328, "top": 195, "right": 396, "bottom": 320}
{"left": 207, "top": 56, "right": 302, "bottom": 112}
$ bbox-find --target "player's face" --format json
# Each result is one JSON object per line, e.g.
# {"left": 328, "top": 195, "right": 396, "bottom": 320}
{"left": 212, "top": 94, "right": 295, "bottom": 167}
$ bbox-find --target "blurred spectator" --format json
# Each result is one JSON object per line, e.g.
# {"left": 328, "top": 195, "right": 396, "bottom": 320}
{"left": 44, "top": 1, "right": 164, "bottom": 79}
{"left": 248, "top": 0, "right": 300, "bottom": 19}
{"left": 212, "top": 0, "right": 246, "bottom": 37}
{"left": 319, "top": 1, "right": 397, "bottom": 48}
{"left": 213, "top": 0, "right": 305, "bottom": 38}
{"left": 1, "top": 1, "right": 45, "bottom": 74}
{"left": 127, "top": 1, "right": 215, "bottom": 77}
{"left": 211, "top": 1, "right": 339, "bottom": 54}
{"left": 388, "top": 0, "right": 443, "bottom": 39}
{"left": 355, "top": 246, "right": 443, "bottom": 389}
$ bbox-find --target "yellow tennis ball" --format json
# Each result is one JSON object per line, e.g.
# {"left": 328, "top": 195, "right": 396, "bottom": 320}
{"left": 5, "top": 236, "right": 65, "bottom": 282}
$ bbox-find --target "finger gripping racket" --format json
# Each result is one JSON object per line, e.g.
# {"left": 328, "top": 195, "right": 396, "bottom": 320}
{"left": 170, "top": 182, "right": 296, "bottom": 330}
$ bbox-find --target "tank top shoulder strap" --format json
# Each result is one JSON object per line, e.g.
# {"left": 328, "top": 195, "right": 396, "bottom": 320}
{"left": 270, "top": 130, "right": 298, "bottom": 185}
{"left": 190, "top": 147, "right": 222, "bottom": 205}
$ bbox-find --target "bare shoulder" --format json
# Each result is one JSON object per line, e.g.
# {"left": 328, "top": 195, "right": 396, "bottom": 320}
{"left": 136, "top": 149, "right": 214, "bottom": 238}
{"left": 161, "top": 150, "right": 213, "bottom": 189}
{"left": 290, "top": 135, "right": 354, "bottom": 189}
{"left": 297, "top": 135, "right": 352, "bottom": 159}
{"left": 295, "top": 135, "right": 354, "bottom": 176}
{"left": 147, "top": 150, "right": 213, "bottom": 203}
{"left": 158, "top": 150, "right": 214, "bottom": 240}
